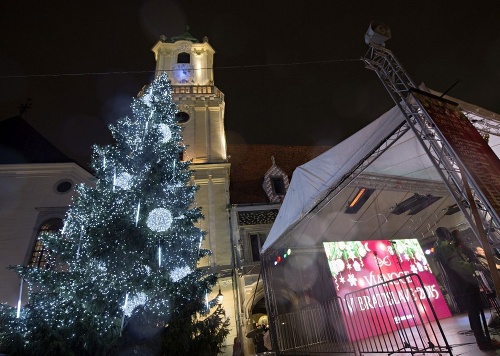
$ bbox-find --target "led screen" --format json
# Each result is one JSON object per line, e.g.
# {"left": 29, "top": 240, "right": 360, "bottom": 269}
{"left": 323, "top": 239, "right": 451, "bottom": 340}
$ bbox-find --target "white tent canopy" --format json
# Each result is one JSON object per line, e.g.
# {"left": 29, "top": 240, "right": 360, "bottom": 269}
{"left": 262, "top": 102, "right": 500, "bottom": 254}
{"left": 262, "top": 106, "right": 405, "bottom": 253}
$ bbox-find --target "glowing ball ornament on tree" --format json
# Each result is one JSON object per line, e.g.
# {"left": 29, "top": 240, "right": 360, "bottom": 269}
{"left": 142, "top": 92, "right": 154, "bottom": 107}
{"left": 123, "top": 292, "right": 148, "bottom": 317}
{"left": 146, "top": 207, "right": 173, "bottom": 232}
{"left": 115, "top": 172, "right": 133, "bottom": 190}
{"left": 158, "top": 123, "right": 172, "bottom": 143}
{"left": 170, "top": 265, "right": 192, "bottom": 282}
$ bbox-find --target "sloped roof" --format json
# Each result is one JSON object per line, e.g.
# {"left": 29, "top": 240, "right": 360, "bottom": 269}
{"left": 0, "top": 116, "right": 74, "bottom": 164}
{"left": 227, "top": 144, "right": 331, "bottom": 205}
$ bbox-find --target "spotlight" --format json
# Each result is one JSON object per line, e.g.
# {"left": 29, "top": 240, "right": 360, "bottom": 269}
{"left": 445, "top": 204, "right": 461, "bottom": 216}
{"left": 391, "top": 194, "right": 441, "bottom": 215}
{"left": 345, "top": 188, "right": 375, "bottom": 214}
{"left": 365, "top": 21, "right": 391, "bottom": 46}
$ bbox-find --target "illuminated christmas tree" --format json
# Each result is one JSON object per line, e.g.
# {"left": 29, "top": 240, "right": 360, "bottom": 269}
{"left": 0, "top": 73, "right": 229, "bottom": 355}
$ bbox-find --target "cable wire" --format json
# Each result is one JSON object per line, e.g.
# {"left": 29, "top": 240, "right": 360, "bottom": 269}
{"left": 0, "top": 58, "right": 362, "bottom": 79}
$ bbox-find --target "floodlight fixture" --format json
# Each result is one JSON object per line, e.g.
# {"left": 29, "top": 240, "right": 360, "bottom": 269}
{"left": 345, "top": 188, "right": 375, "bottom": 214}
{"left": 444, "top": 204, "right": 461, "bottom": 216}
{"left": 365, "top": 21, "right": 392, "bottom": 46}
{"left": 407, "top": 195, "right": 441, "bottom": 215}
{"left": 390, "top": 193, "right": 441, "bottom": 215}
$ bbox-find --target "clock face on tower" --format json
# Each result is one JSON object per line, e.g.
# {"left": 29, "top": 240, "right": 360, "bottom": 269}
{"left": 172, "top": 63, "right": 194, "bottom": 83}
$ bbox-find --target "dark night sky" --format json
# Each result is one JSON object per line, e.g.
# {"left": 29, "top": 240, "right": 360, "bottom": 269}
{"left": 1, "top": 1, "right": 499, "bottom": 168}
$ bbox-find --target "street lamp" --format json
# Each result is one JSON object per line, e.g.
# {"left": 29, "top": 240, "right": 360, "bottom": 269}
{"left": 216, "top": 285, "right": 224, "bottom": 305}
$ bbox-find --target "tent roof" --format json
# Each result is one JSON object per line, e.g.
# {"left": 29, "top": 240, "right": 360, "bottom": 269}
{"left": 262, "top": 101, "right": 500, "bottom": 254}
{"left": 262, "top": 106, "right": 405, "bottom": 252}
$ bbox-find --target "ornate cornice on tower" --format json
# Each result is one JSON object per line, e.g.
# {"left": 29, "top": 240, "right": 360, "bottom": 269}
{"left": 151, "top": 30, "right": 215, "bottom": 86}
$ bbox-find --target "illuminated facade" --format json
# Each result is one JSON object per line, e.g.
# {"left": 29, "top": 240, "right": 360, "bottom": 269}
{"left": 151, "top": 32, "right": 235, "bottom": 353}
{"left": 0, "top": 118, "right": 94, "bottom": 306}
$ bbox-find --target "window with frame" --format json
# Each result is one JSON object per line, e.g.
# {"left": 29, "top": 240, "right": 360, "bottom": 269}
{"left": 176, "top": 111, "right": 190, "bottom": 124}
{"left": 262, "top": 159, "right": 289, "bottom": 203}
{"left": 271, "top": 176, "right": 286, "bottom": 195}
{"left": 177, "top": 52, "right": 190, "bottom": 63}
{"left": 249, "top": 233, "right": 267, "bottom": 262}
{"left": 29, "top": 218, "right": 63, "bottom": 268}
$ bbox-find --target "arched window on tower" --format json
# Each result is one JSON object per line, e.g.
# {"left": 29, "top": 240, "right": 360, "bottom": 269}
{"left": 177, "top": 52, "right": 190, "bottom": 64}
{"left": 29, "top": 218, "right": 63, "bottom": 268}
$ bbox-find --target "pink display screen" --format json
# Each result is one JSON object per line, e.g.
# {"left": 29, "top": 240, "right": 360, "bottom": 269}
{"left": 323, "top": 239, "right": 451, "bottom": 340}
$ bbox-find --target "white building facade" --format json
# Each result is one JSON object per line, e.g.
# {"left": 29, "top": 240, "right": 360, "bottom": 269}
{"left": 0, "top": 162, "right": 94, "bottom": 306}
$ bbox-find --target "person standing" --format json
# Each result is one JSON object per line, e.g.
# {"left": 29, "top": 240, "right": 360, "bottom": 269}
{"left": 232, "top": 336, "right": 242, "bottom": 356}
{"left": 434, "top": 227, "right": 500, "bottom": 351}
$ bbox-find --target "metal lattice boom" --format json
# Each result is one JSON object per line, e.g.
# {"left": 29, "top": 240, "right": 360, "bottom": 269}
{"left": 363, "top": 44, "right": 500, "bottom": 248}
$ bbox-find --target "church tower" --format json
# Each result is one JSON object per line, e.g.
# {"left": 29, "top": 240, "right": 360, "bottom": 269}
{"left": 151, "top": 29, "right": 226, "bottom": 164}
{"left": 151, "top": 30, "right": 234, "bottom": 349}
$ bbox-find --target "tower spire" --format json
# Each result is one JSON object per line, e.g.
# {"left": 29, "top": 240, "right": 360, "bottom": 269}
{"left": 171, "top": 25, "right": 198, "bottom": 43}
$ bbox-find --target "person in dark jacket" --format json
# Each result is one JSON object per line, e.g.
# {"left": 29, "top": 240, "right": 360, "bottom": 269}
{"left": 434, "top": 227, "right": 500, "bottom": 351}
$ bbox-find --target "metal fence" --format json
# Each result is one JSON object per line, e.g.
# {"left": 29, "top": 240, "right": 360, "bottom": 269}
{"left": 274, "top": 297, "right": 354, "bottom": 354}
{"left": 344, "top": 273, "right": 452, "bottom": 355}
{"left": 272, "top": 274, "right": 452, "bottom": 355}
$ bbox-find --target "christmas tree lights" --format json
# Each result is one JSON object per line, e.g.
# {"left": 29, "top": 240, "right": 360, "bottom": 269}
{"left": 0, "top": 73, "right": 229, "bottom": 355}
{"left": 146, "top": 207, "right": 173, "bottom": 232}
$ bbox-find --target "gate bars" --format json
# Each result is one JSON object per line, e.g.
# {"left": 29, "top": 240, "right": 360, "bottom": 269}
{"left": 273, "top": 273, "right": 452, "bottom": 355}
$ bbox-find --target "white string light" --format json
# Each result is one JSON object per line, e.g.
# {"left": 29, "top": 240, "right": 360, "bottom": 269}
{"left": 159, "top": 123, "right": 172, "bottom": 143}
{"left": 16, "top": 277, "right": 23, "bottom": 318}
{"left": 115, "top": 172, "right": 132, "bottom": 190}
{"left": 171, "top": 266, "right": 192, "bottom": 282}
{"left": 135, "top": 200, "right": 141, "bottom": 226}
{"left": 76, "top": 226, "right": 83, "bottom": 259}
